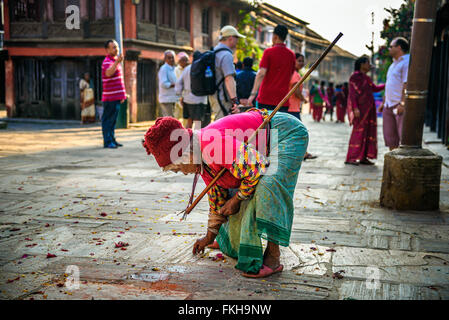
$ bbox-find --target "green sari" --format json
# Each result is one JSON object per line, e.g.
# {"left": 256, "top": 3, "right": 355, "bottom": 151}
{"left": 216, "top": 111, "right": 309, "bottom": 274}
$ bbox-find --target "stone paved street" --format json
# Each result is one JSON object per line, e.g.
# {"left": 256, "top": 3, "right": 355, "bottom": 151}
{"left": 0, "top": 112, "right": 448, "bottom": 300}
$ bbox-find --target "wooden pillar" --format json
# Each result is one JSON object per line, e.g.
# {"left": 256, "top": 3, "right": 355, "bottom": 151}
{"left": 3, "top": 0, "right": 10, "bottom": 40}
{"left": 189, "top": 0, "right": 194, "bottom": 48}
{"left": 124, "top": 59, "right": 138, "bottom": 123}
{"left": 5, "top": 59, "right": 15, "bottom": 118}
{"left": 123, "top": 0, "right": 137, "bottom": 39}
{"left": 123, "top": 0, "right": 137, "bottom": 123}
{"left": 401, "top": 0, "right": 439, "bottom": 147}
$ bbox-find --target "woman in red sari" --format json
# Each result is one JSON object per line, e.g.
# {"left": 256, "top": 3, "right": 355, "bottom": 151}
{"left": 345, "top": 56, "right": 385, "bottom": 165}
{"left": 335, "top": 84, "right": 346, "bottom": 123}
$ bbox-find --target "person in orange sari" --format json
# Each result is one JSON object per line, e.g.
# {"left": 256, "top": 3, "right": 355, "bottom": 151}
{"left": 80, "top": 72, "right": 96, "bottom": 124}
{"left": 345, "top": 56, "right": 385, "bottom": 165}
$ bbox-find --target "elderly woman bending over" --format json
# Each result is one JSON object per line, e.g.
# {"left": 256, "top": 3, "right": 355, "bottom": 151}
{"left": 143, "top": 109, "right": 308, "bottom": 278}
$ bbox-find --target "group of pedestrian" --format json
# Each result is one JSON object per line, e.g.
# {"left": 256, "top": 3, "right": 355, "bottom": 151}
{"left": 309, "top": 80, "right": 349, "bottom": 123}
{"left": 344, "top": 37, "right": 409, "bottom": 165}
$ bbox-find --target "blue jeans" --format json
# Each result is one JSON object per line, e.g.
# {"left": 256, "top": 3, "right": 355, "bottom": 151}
{"left": 102, "top": 100, "right": 121, "bottom": 146}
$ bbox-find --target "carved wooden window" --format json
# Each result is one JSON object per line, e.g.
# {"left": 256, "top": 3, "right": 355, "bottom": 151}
{"left": 11, "top": 0, "right": 41, "bottom": 22}
{"left": 176, "top": 0, "right": 190, "bottom": 31}
{"left": 90, "top": 0, "right": 114, "bottom": 20}
{"left": 221, "top": 12, "right": 229, "bottom": 28}
{"left": 158, "top": 0, "right": 174, "bottom": 28}
{"left": 137, "top": 0, "right": 157, "bottom": 24}
{"left": 201, "top": 8, "right": 209, "bottom": 34}
{"left": 54, "top": 0, "right": 80, "bottom": 21}
{"left": 201, "top": 8, "right": 211, "bottom": 49}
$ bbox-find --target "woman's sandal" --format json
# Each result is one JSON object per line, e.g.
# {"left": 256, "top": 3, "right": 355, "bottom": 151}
{"left": 241, "top": 264, "right": 284, "bottom": 278}
{"left": 304, "top": 153, "right": 318, "bottom": 161}
{"left": 207, "top": 241, "right": 220, "bottom": 249}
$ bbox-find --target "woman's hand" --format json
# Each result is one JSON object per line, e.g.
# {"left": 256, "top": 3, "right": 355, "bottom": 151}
{"left": 218, "top": 195, "right": 242, "bottom": 217}
{"left": 231, "top": 104, "right": 241, "bottom": 114}
{"left": 353, "top": 108, "right": 360, "bottom": 118}
{"left": 192, "top": 233, "right": 215, "bottom": 255}
{"left": 378, "top": 103, "right": 384, "bottom": 113}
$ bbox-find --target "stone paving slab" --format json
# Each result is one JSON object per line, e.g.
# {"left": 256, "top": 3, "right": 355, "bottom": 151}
{"left": 337, "top": 280, "right": 441, "bottom": 300}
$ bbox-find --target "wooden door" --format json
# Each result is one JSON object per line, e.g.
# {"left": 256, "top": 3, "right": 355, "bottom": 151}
{"left": 137, "top": 59, "right": 157, "bottom": 121}
{"left": 50, "top": 60, "right": 82, "bottom": 120}
{"left": 14, "top": 58, "right": 49, "bottom": 118}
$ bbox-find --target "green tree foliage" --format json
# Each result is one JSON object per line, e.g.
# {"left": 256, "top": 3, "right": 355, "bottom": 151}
{"left": 236, "top": 4, "right": 263, "bottom": 69}
{"left": 376, "top": 0, "right": 415, "bottom": 82}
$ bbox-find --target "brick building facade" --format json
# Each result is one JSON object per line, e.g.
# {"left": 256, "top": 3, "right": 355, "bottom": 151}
{"left": 1, "top": 0, "right": 355, "bottom": 122}
{"left": 1, "top": 0, "right": 247, "bottom": 122}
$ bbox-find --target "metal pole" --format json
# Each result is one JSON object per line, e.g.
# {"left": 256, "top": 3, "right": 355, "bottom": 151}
{"left": 401, "top": 0, "right": 438, "bottom": 148}
{"left": 114, "top": 0, "right": 124, "bottom": 54}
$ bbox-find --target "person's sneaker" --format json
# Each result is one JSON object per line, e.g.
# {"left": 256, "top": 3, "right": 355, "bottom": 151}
{"left": 104, "top": 143, "right": 118, "bottom": 149}
{"left": 114, "top": 142, "right": 123, "bottom": 147}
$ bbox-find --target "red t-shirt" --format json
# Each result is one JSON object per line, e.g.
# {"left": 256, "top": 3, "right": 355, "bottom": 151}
{"left": 257, "top": 43, "right": 296, "bottom": 107}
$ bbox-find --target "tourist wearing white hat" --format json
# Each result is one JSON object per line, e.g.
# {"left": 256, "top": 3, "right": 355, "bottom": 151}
{"left": 209, "top": 25, "right": 246, "bottom": 120}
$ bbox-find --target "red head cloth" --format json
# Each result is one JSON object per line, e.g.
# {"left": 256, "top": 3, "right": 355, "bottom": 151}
{"left": 143, "top": 117, "right": 192, "bottom": 168}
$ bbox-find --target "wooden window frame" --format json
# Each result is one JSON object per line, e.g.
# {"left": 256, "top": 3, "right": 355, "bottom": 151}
{"left": 90, "top": 0, "right": 114, "bottom": 21}
{"left": 158, "top": 0, "right": 174, "bottom": 28}
{"left": 220, "top": 11, "right": 229, "bottom": 28}
{"left": 176, "top": 0, "right": 190, "bottom": 31}
{"left": 10, "top": 0, "right": 41, "bottom": 22}
{"left": 137, "top": 0, "right": 157, "bottom": 24}
{"left": 53, "top": 0, "right": 81, "bottom": 22}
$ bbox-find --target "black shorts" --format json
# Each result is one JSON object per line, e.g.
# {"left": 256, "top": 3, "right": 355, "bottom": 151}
{"left": 288, "top": 111, "right": 302, "bottom": 121}
{"left": 183, "top": 103, "right": 206, "bottom": 121}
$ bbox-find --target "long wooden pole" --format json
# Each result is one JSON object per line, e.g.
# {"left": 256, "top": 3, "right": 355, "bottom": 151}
{"left": 181, "top": 33, "right": 344, "bottom": 220}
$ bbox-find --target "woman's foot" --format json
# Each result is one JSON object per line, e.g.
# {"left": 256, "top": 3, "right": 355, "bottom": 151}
{"left": 345, "top": 161, "right": 359, "bottom": 166}
{"left": 263, "top": 241, "right": 281, "bottom": 271}
{"left": 242, "top": 264, "right": 284, "bottom": 278}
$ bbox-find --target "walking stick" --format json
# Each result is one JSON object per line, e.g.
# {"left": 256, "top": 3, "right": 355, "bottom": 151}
{"left": 179, "top": 33, "right": 344, "bottom": 220}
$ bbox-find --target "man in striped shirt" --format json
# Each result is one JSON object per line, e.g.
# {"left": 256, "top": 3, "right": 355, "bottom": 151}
{"left": 102, "top": 40, "right": 127, "bottom": 149}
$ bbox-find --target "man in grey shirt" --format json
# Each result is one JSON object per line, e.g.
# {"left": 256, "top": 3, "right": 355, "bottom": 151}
{"left": 158, "top": 50, "right": 179, "bottom": 117}
{"left": 209, "top": 25, "right": 245, "bottom": 120}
